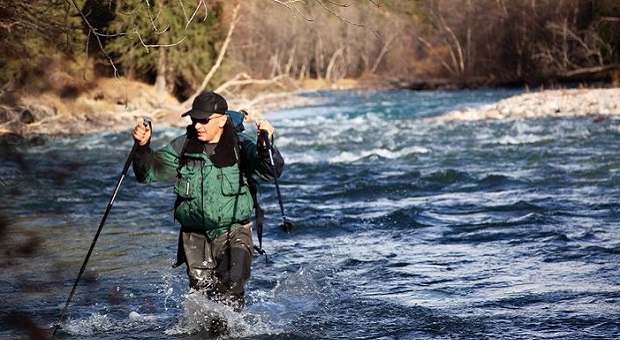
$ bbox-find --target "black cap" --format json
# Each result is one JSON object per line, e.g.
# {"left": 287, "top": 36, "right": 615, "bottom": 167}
{"left": 181, "top": 92, "right": 228, "bottom": 119}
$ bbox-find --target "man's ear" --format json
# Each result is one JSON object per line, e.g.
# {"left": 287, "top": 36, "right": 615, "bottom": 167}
{"left": 218, "top": 115, "right": 228, "bottom": 128}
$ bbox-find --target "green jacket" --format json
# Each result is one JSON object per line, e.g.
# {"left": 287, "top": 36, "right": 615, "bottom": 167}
{"left": 132, "top": 125, "right": 284, "bottom": 240}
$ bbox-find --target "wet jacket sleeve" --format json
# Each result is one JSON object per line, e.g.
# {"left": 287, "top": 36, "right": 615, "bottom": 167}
{"left": 238, "top": 133, "right": 284, "bottom": 181}
{"left": 132, "top": 140, "right": 180, "bottom": 183}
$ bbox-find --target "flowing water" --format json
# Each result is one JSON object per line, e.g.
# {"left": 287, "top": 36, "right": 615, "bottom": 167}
{"left": 1, "top": 89, "right": 619, "bottom": 339}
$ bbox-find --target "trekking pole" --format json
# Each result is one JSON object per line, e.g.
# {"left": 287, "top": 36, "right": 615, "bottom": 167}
{"left": 52, "top": 118, "right": 152, "bottom": 337}
{"left": 260, "top": 131, "right": 293, "bottom": 232}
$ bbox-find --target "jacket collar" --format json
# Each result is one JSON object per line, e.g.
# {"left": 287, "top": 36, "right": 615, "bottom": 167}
{"left": 184, "top": 124, "right": 237, "bottom": 167}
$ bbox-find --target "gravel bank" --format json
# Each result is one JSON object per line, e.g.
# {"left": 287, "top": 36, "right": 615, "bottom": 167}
{"left": 437, "top": 88, "right": 620, "bottom": 121}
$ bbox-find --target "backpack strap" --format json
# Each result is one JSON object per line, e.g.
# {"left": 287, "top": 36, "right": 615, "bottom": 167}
{"left": 233, "top": 133, "right": 266, "bottom": 257}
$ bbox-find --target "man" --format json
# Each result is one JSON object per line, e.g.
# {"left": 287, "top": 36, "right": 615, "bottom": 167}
{"left": 131, "top": 92, "right": 284, "bottom": 314}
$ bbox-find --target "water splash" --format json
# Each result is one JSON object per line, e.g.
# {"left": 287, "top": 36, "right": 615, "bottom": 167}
{"left": 164, "top": 291, "right": 262, "bottom": 337}
{"left": 62, "top": 313, "right": 114, "bottom": 336}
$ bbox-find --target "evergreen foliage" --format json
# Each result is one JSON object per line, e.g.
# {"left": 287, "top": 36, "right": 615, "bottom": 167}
{"left": 102, "top": 0, "right": 224, "bottom": 97}
{"left": 0, "top": 0, "right": 84, "bottom": 92}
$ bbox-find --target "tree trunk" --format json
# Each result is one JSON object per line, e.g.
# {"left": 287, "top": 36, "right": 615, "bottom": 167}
{"left": 154, "top": 48, "right": 167, "bottom": 106}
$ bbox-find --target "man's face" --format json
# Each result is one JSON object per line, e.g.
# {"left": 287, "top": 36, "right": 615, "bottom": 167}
{"left": 192, "top": 114, "right": 226, "bottom": 142}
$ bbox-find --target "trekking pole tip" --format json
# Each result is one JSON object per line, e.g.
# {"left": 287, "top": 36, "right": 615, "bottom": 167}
{"left": 281, "top": 219, "right": 293, "bottom": 232}
{"left": 51, "top": 323, "right": 61, "bottom": 337}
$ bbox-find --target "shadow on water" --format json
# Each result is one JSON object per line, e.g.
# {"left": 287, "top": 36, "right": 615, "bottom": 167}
{"left": 1, "top": 136, "right": 62, "bottom": 339}
{"left": 0, "top": 134, "right": 131, "bottom": 339}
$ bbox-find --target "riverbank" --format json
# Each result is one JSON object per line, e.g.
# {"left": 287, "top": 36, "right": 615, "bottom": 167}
{"left": 0, "top": 77, "right": 361, "bottom": 138}
{"left": 437, "top": 87, "right": 620, "bottom": 121}
{"left": 1, "top": 78, "right": 619, "bottom": 141}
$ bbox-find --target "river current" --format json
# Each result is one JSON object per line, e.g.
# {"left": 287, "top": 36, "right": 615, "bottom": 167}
{"left": 1, "top": 89, "right": 619, "bottom": 339}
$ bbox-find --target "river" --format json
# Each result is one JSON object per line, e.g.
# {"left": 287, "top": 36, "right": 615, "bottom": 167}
{"left": 1, "top": 89, "right": 619, "bottom": 339}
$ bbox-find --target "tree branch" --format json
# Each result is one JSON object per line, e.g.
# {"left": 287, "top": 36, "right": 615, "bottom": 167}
{"left": 182, "top": 3, "right": 241, "bottom": 107}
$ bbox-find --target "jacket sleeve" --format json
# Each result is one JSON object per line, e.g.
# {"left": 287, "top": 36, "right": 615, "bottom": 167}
{"left": 132, "top": 140, "right": 180, "bottom": 183}
{"left": 238, "top": 133, "right": 284, "bottom": 182}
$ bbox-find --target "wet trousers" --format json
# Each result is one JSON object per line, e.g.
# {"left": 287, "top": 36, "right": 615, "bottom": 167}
{"left": 181, "top": 223, "right": 253, "bottom": 311}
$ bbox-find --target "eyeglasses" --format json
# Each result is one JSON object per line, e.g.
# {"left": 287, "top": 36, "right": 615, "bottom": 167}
{"left": 192, "top": 115, "right": 224, "bottom": 125}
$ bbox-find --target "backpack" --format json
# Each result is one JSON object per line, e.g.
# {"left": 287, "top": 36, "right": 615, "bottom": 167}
{"left": 227, "top": 110, "right": 247, "bottom": 132}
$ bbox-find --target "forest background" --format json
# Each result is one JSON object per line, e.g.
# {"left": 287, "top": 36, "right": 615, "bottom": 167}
{"left": 1, "top": 0, "right": 619, "bottom": 136}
